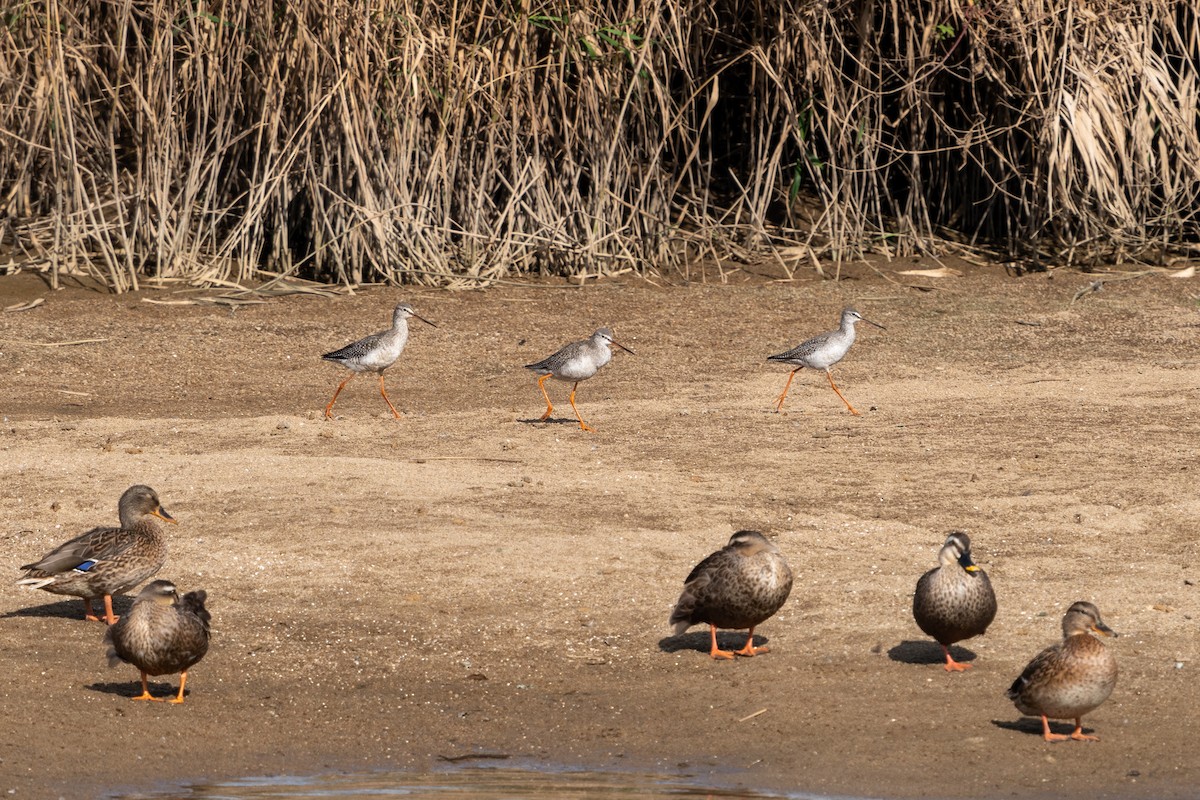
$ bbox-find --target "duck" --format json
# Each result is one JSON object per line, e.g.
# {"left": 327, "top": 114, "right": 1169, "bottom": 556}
{"left": 524, "top": 327, "right": 635, "bottom": 432}
{"left": 912, "top": 531, "right": 997, "bottom": 671}
{"left": 105, "top": 579, "right": 211, "bottom": 703}
{"left": 16, "top": 485, "right": 175, "bottom": 624}
{"left": 1007, "top": 600, "right": 1118, "bottom": 742}
{"left": 670, "top": 530, "right": 793, "bottom": 659}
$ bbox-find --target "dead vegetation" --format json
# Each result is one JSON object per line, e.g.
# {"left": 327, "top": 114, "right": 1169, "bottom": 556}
{"left": 1, "top": 1, "right": 1198, "bottom": 290}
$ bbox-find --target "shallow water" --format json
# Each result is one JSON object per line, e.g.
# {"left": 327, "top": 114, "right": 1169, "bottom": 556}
{"left": 119, "top": 766, "right": 861, "bottom": 800}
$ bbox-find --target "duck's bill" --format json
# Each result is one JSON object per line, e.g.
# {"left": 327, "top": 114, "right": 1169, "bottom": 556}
{"left": 1092, "top": 623, "right": 1118, "bottom": 637}
{"left": 414, "top": 313, "right": 438, "bottom": 328}
{"left": 957, "top": 551, "right": 980, "bottom": 572}
{"left": 612, "top": 340, "right": 636, "bottom": 355}
{"left": 153, "top": 508, "right": 178, "bottom": 524}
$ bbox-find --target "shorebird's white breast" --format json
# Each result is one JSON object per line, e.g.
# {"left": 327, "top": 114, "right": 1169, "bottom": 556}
{"left": 361, "top": 326, "right": 409, "bottom": 371}
{"left": 806, "top": 326, "right": 855, "bottom": 369}
{"left": 554, "top": 343, "right": 611, "bottom": 381}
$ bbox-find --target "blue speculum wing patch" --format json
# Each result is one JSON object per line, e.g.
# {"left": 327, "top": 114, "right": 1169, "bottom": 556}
{"left": 74, "top": 560, "right": 98, "bottom": 572}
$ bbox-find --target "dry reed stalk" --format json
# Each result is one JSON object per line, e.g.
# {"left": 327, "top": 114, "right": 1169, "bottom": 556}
{"left": 0, "top": 0, "right": 1197, "bottom": 291}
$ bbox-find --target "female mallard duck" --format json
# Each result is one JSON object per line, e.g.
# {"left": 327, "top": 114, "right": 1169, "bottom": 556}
{"left": 16, "top": 485, "right": 175, "bottom": 624}
{"left": 912, "top": 531, "right": 997, "bottom": 671}
{"left": 105, "top": 579, "right": 211, "bottom": 703}
{"left": 670, "top": 530, "right": 793, "bottom": 659}
{"left": 1007, "top": 600, "right": 1118, "bottom": 742}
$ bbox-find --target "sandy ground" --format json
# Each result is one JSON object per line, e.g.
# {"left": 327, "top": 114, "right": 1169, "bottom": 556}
{"left": 0, "top": 262, "right": 1197, "bottom": 800}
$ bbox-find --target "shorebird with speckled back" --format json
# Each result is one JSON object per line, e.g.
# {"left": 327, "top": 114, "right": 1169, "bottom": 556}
{"left": 912, "top": 531, "right": 997, "bottom": 671}
{"left": 322, "top": 303, "right": 436, "bottom": 419}
{"left": 524, "top": 327, "right": 634, "bottom": 432}
{"left": 767, "top": 307, "right": 884, "bottom": 414}
{"left": 16, "top": 485, "right": 175, "bottom": 625}
{"left": 1007, "top": 601, "right": 1118, "bottom": 742}
{"left": 670, "top": 531, "right": 793, "bottom": 659}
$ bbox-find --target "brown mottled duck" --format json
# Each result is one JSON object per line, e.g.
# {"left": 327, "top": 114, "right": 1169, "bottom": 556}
{"left": 105, "top": 579, "right": 211, "bottom": 703}
{"left": 16, "top": 485, "right": 175, "bottom": 624}
{"left": 670, "top": 530, "right": 793, "bottom": 659}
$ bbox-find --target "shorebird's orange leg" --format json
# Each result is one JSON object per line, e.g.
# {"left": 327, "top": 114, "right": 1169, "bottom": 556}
{"left": 826, "top": 369, "right": 861, "bottom": 415}
{"left": 132, "top": 672, "right": 163, "bottom": 702}
{"left": 1068, "top": 719, "right": 1099, "bottom": 742}
{"left": 1041, "top": 715, "right": 1069, "bottom": 742}
{"left": 708, "top": 625, "right": 734, "bottom": 660}
{"left": 325, "top": 374, "right": 355, "bottom": 418}
{"left": 941, "top": 644, "right": 971, "bottom": 672}
{"left": 169, "top": 671, "right": 189, "bottom": 704}
{"left": 378, "top": 374, "right": 402, "bottom": 419}
{"left": 774, "top": 368, "right": 801, "bottom": 413}
{"left": 536, "top": 374, "right": 554, "bottom": 421}
{"left": 568, "top": 382, "right": 594, "bottom": 432}
{"left": 83, "top": 597, "right": 102, "bottom": 622}
{"left": 735, "top": 627, "right": 770, "bottom": 657}
{"left": 101, "top": 594, "right": 119, "bottom": 625}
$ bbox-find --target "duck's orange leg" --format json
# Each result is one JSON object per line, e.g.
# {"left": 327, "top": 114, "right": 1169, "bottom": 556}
{"left": 378, "top": 374, "right": 402, "bottom": 419}
{"left": 131, "top": 672, "right": 163, "bottom": 702}
{"left": 536, "top": 373, "right": 554, "bottom": 421}
{"left": 941, "top": 644, "right": 971, "bottom": 671}
{"left": 169, "top": 671, "right": 189, "bottom": 704}
{"left": 568, "top": 382, "right": 594, "bottom": 432}
{"left": 1069, "top": 718, "right": 1099, "bottom": 741}
{"left": 735, "top": 627, "right": 770, "bottom": 657}
{"left": 325, "top": 374, "right": 355, "bottom": 418}
{"left": 826, "top": 369, "right": 861, "bottom": 415}
{"left": 1041, "top": 715, "right": 1068, "bottom": 742}
{"left": 774, "top": 368, "right": 801, "bottom": 413}
{"left": 708, "top": 625, "right": 734, "bottom": 660}
{"left": 83, "top": 597, "right": 102, "bottom": 622}
{"left": 96, "top": 594, "right": 120, "bottom": 623}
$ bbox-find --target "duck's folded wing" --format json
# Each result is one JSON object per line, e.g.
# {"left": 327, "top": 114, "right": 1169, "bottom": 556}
{"left": 1006, "top": 645, "right": 1057, "bottom": 699}
{"left": 20, "top": 525, "right": 138, "bottom": 574}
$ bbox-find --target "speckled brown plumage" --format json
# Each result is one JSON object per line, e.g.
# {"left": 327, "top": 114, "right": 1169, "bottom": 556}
{"left": 16, "top": 485, "right": 175, "bottom": 624}
{"left": 670, "top": 530, "right": 793, "bottom": 659}
{"left": 912, "top": 531, "right": 996, "bottom": 671}
{"left": 105, "top": 580, "right": 211, "bottom": 703}
{"left": 1007, "top": 601, "right": 1118, "bottom": 742}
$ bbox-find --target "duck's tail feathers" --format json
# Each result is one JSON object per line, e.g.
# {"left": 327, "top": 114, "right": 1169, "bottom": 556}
{"left": 102, "top": 627, "right": 124, "bottom": 668}
{"left": 15, "top": 576, "right": 56, "bottom": 590}
{"left": 181, "top": 590, "right": 212, "bottom": 629}
{"left": 669, "top": 595, "right": 695, "bottom": 635}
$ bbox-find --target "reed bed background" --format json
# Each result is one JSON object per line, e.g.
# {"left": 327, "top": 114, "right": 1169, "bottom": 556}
{"left": 1, "top": 0, "right": 1198, "bottom": 291}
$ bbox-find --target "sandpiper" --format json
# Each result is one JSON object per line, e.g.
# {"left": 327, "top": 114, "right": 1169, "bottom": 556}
{"left": 322, "top": 303, "right": 436, "bottom": 419}
{"left": 524, "top": 327, "right": 634, "bottom": 432}
{"left": 767, "top": 307, "right": 884, "bottom": 415}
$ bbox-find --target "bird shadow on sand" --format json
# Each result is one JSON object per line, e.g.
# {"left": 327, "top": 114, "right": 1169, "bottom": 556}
{"left": 887, "top": 640, "right": 978, "bottom": 666}
{"left": 86, "top": 680, "right": 188, "bottom": 701}
{"left": 991, "top": 718, "right": 1095, "bottom": 739}
{"left": 516, "top": 416, "right": 579, "bottom": 427}
{"left": 658, "top": 630, "right": 771, "bottom": 655}
{"left": 0, "top": 596, "right": 133, "bottom": 621}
